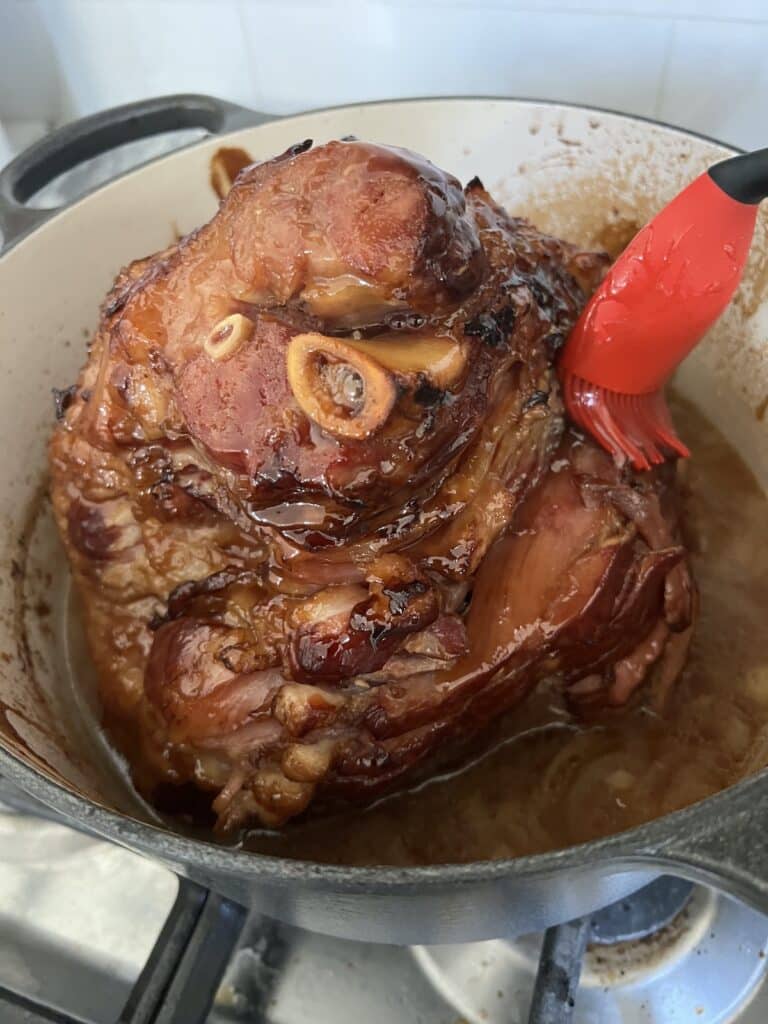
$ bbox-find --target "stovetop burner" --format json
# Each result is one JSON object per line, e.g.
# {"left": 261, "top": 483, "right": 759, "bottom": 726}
{"left": 2, "top": 777, "right": 768, "bottom": 1024}
{"left": 416, "top": 878, "right": 768, "bottom": 1023}
{"left": 589, "top": 876, "right": 694, "bottom": 944}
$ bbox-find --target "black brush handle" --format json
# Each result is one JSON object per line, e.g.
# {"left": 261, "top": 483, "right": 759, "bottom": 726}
{"left": 709, "top": 146, "right": 768, "bottom": 204}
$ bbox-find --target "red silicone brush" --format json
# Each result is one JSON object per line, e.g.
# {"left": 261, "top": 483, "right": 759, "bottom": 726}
{"left": 559, "top": 147, "right": 768, "bottom": 471}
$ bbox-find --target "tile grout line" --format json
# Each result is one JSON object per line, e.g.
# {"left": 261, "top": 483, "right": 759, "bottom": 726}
{"left": 653, "top": 17, "right": 676, "bottom": 120}
{"left": 236, "top": 0, "right": 260, "bottom": 106}
{"left": 121, "top": 0, "right": 768, "bottom": 25}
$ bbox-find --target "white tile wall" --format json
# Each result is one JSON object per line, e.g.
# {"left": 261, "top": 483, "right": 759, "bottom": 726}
{"left": 239, "top": 4, "right": 669, "bottom": 118}
{"left": 1, "top": 0, "right": 767, "bottom": 151}
{"left": 35, "top": 0, "right": 256, "bottom": 118}
{"left": 659, "top": 18, "right": 768, "bottom": 150}
{"left": 423, "top": 0, "right": 768, "bottom": 16}
{"left": 0, "top": 0, "right": 64, "bottom": 124}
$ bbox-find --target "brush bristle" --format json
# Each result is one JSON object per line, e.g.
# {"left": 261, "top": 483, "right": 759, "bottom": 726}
{"left": 561, "top": 372, "right": 690, "bottom": 472}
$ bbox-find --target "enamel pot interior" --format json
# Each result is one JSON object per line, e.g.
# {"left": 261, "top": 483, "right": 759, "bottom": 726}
{"left": 0, "top": 98, "right": 767, "bottom": 944}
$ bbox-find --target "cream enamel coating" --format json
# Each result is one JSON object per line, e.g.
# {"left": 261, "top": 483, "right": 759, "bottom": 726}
{"left": 0, "top": 98, "right": 767, "bottom": 944}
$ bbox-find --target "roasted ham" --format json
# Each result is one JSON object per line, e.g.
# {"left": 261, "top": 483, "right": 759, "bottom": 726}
{"left": 49, "top": 140, "right": 694, "bottom": 831}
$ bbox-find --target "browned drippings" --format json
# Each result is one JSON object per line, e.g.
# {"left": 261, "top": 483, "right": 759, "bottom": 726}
{"left": 244, "top": 394, "right": 768, "bottom": 866}
{"left": 210, "top": 147, "right": 254, "bottom": 200}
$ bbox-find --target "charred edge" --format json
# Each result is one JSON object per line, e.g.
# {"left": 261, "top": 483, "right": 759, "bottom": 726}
{"left": 496, "top": 305, "right": 517, "bottom": 332}
{"left": 112, "top": 368, "right": 130, "bottom": 400}
{"left": 466, "top": 175, "right": 485, "bottom": 191}
{"left": 382, "top": 579, "right": 428, "bottom": 617}
{"left": 529, "top": 278, "right": 553, "bottom": 310}
{"left": 340, "top": 134, "right": 359, "bottom": 142}
{"left": 523, "top": 390, "right": 550, "bottom": 411}
{"left": 464, "top": 307, "right": 516, "bottom": 348}
{"left": 289, "top": 139, "right": 313, "bottom": 157}
{"left": 148, "top": 611, "right": 166, "bottom": 631}
{"left": 386, "top": 311, "right": 427, "bottom": 331}
{"left": 103, "top": 289, "right": 129, "bottom": 317}
{"left": 218, "top": 645, "right": 248, "bottom": 673}
{"left": 545, "top": 331, "right": 566, "bottom": 357}
{"left": 163, "top": 566, "right": 261, "bottom": 620}
{"left": 414, "top": 383, "right": 444, "bottom": 407}
{"left": 52, "top": 385, "right": 78, "bottom": 421}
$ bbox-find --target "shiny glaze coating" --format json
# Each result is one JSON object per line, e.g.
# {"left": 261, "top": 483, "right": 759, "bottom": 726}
{"left": 49, "top": 140, "right": 693, "bottom": 831}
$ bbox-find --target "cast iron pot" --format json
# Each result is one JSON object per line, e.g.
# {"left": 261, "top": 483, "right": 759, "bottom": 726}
{"left": 0, "top": 95, "right": 766, "bottom": 945}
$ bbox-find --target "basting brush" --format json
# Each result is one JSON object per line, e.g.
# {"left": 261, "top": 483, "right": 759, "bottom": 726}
{"left": 559, "top": 147, "right": 768, "bottom": 470}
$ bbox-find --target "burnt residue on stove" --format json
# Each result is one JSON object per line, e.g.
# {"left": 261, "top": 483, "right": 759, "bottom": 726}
{"left": 586, "top": 890, "right": 699, "bottom": 987}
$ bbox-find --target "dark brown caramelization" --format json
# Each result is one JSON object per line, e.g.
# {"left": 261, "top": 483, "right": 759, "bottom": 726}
{"left": 49, "top": 140, "right": 695, "bottom": 832}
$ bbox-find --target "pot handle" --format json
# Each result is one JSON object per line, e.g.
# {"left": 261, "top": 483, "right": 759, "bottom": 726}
{"left": 0, "top": 93, "right": 275, "bottom": 249}
{"left": 647, "top": 770, "right": 768, "bottom": 914}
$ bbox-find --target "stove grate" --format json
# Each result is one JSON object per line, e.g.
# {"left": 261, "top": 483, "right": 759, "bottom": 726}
{"left": 0, "top": 877, "right": 248, "bottom": 1024}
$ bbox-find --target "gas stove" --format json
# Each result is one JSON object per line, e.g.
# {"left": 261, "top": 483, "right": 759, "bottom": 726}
{"left": 2, "top": 780, "right": 768, "bottom": 1024}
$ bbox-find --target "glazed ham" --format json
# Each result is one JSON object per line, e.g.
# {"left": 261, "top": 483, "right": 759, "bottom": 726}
{"left": 49, "top": 140, "right": 695, "bottom": 831}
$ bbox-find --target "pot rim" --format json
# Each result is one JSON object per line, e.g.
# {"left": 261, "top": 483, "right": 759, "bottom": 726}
{"left": 0, "top": 94, "right": 760, "bottom": 888}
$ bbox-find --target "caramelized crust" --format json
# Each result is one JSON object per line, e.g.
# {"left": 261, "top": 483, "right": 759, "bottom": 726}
{"left": 49, "top": 140, "right": 693, "bottom": 831}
